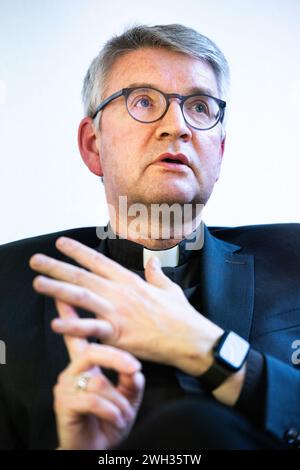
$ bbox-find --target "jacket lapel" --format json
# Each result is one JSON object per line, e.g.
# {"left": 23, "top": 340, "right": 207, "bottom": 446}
{"left": 200, "top": 225, "right": 254, "bottom": 340}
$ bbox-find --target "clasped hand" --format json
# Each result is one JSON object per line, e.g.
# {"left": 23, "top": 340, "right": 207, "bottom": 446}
{"left": 30, "top": 236, "right": 204, "bottom": 370}
{"left": 29, "top": 236, "right": 225, "bottom": 449}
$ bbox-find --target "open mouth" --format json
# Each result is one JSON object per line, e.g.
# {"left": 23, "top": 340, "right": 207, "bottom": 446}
{"left": 152, "top": 153, "right": 190, "bottom": 171}
{"left": 162, "top": 158, "right": 184, "bottom": 164}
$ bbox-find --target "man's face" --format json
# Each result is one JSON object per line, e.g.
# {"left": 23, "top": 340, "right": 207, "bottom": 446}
{"left": 95, "top": 47, "right": 225, "bottom": 208}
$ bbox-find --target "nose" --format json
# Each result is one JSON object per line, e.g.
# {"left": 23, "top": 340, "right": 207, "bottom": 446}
{"left": 155, "top": 99, "right": 192, "bottom": 142}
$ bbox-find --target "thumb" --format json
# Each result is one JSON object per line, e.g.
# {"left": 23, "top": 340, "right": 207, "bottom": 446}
{"left": 144, "top": 256, "right": 173, "bottom": 289}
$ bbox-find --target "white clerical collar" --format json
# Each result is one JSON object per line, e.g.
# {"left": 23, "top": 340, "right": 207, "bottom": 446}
{"left": 143, "top": 244, "right": 180, "bottom": 268}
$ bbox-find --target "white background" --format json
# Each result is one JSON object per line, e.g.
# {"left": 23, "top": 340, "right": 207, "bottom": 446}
{"left": 0, "top": 0, "right": 299, "bottom": 245}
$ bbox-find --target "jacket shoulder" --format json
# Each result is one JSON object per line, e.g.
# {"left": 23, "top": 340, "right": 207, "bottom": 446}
{"left": 0, "top": 226, "right": 102, "bottom": 297}
{"left": 208, "top": 223, "right": 300, "bottom": 254}
{"left": 0, "top": 226, "right": 100, "bottom": 260}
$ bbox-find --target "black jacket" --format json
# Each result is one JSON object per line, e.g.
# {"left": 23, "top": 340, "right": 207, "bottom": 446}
{"left": 0, "top": 224, "right": 299, "bottom": 449}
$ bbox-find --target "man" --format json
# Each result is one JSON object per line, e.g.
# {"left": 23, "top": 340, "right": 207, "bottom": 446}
{"left": 0, "top": 24, "right": 299, "bottom": 450}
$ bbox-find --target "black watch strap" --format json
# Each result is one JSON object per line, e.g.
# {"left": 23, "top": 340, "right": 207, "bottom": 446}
{"left": 199, "top": 361, "right": 232, "bottom": 392}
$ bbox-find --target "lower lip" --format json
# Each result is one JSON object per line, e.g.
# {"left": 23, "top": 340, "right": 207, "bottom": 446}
{"left": 153, "top": 161, "right": 190, "bottom": 171}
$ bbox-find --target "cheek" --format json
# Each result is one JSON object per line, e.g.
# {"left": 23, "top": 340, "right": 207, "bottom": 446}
{"left": 193, "top": 134, "right": 223, "bottom": 183}
{"left": 195, "top": 134, "right": 222, "bottom": 163}
{"left": 100, "top": 129, "right": 140, "bottom": 181}
{"left": 102, "top": 117, "right": 151, "bottom": 172}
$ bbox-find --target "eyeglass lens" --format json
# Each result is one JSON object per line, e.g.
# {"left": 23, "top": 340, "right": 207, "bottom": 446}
{"left": 126, "top": 88, "right": 221, "bottom": 129}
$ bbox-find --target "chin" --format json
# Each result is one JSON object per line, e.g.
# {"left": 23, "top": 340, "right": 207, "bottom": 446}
{"left": 129, "top": 184, "right": 204, "bottom": 207}
{"left": 144, "top": 193, "right": 192, "bottom": 206}
{"left": 152, "top": 187, "right": 198, "bottom": 205}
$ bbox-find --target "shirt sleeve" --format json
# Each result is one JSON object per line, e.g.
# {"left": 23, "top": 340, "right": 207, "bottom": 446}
{"left": 234, "top": 348, "right": 266, "bottom": 426}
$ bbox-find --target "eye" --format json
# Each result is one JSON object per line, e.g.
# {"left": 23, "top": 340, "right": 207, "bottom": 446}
{"left": 186, "top": 97, "right": 210, "bottom": 116}
{"left": 194, "top": 103, "right": 207, "bottom": 113}
{"left": 192, "top": 101, "right": 209, "bottom": 115}
{"left": 133, "top": 96, "right": 154, "bottom": 108}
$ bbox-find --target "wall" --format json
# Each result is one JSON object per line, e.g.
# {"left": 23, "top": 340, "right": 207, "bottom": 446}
{"left": 0, "top": 0, "right": 299, "bottom": 244}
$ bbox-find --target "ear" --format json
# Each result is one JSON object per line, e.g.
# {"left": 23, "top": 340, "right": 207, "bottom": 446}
{"left": 215, "top": 131, "right": 226, "bottom": 182}
{"left": 220, "top": 131, "right": 226, "bottom": 156}
{"left": 78, "top": 117, "right": 103, "bottom": 176}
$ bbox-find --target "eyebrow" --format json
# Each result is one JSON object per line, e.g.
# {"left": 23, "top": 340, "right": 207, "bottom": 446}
{"left": 126, "top": 82, "right": 216, "bottom": 96}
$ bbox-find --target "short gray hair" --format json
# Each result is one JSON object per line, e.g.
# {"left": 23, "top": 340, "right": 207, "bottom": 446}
{"left": 82, "top": 24, "right": 230, "bottom": 121}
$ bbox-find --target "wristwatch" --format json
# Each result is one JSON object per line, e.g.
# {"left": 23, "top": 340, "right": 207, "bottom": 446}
{"left": 199, "top": 330, "right": 250, "bottom": 392}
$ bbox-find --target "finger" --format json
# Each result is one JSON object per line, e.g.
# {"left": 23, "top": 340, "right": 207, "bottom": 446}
{"left": 55, "top": 391, "right": 127, "bottom": 429}
{"left": 144, "top": 256, "right": 177, "bottom": 289}
{"left": 54, "top": 300, "right": 88, "bottom": 359}
{"left": 56, "top": 299, "right": 78, "bottom": 320}
{"left": 55, "top": 236, "right": 139, "bottom": 284}
{"left": 117, "top": 371, "right": 145, "bottom": 407}
{"left": 29, "top": 253, "right": 111, "bottom": 295}
{"left": 51, "top": 317, "right": 114, "bottom": 341}
{"left": 33, "top": 275, "right": 114, "bottom": 321}
{"left": 67, "top": 343, "right": 142, "bottom": 376}
{"left": 57, "top": 365, "right": 135, "bottom": 422}
{"left": 86, "top": 374, "right": 135, "bottom": 422}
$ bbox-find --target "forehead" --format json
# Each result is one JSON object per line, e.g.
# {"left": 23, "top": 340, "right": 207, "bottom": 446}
{"left": 105, "top": 47, "right": 219, "bottom": 97}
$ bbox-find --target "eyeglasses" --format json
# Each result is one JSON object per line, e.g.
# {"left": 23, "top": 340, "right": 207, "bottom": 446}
{"left": 92, "top": 86, "right": 226, "bottom": 131}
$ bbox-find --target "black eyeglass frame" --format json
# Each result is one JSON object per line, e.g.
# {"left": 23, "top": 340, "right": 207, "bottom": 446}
{"left": 92, "top": 86, "right": 226, "bottom": 131}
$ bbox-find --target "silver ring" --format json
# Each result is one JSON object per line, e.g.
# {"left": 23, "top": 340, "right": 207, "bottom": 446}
{"left": 75, "top": 372, "right": 92, "bottom": 392}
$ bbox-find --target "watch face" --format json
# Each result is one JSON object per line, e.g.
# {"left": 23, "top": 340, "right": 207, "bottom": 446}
{"left": 218, "top": 332, "right": 250, "bottom": 370}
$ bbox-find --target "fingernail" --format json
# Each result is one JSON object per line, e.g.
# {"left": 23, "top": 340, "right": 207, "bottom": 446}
{"left": 52, "top": 319, "right": 64, "bottom": 329}
{"left": 30, "top": 254, "right": 46, "bottom": 265}
{"left": 131, "top": 359, "right": 142, "bottom": 372}
{"left": 117, "top": 415, "right": 126, "bottom": 429}
{"left": 134, "top": 371, "right": 145, "bottom": 388}
{"left": 152, "top": 256, "right": 160, "bottom": 268}
{"left": 33, "top": 275, "right": 48, "bottom": 288}
{"left": 56, "top": 237, "right": 67, "bottom": 247}
{"left": 123, "top": 359, "right": 141, "bottom": 374}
